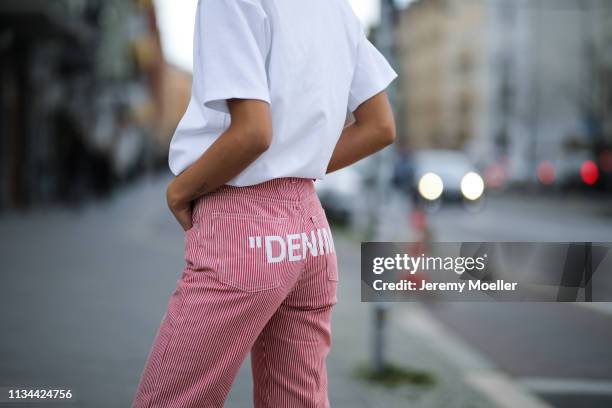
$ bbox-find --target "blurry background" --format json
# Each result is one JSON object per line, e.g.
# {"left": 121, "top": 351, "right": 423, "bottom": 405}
{"left": 0, "top": 0, "right": 190, "bottom": 208}
{"left": 1, "top": 0, "right": 612, "bottom": 407}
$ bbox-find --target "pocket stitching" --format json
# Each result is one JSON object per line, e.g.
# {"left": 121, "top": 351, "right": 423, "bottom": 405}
{"left": 212, "top": 213, "right": 286, "bottom": 292}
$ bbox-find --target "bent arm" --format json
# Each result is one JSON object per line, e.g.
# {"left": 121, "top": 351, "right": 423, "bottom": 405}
{"left": 166, "top": 99, "right": 272, "bottom": 225}
{"left": 327, "top": 91, "right": 396, "bottom": 174}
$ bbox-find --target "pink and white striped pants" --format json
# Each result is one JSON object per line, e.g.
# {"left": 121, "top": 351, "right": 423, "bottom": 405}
{"left": 132, "top": 178, "right": 338, "bottom": 408}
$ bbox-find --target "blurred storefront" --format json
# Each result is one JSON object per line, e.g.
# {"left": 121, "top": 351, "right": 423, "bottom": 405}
{"left": 396, "top": 0, "right": 612, "bottom": 190}
{"left": 0, "top": 0, "right": 190, "bottom": 210}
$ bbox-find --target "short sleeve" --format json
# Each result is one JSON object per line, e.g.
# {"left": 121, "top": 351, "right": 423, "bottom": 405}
{"left": 348, "top": 30, "right": 398, "bottom": 112}
{"left": 195, "top": 0, "right": 271, "bottom": 114}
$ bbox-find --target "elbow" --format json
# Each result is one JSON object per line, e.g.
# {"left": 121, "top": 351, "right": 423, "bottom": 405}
{"left": 377, "top": 119, "right": 396, "bottom": 147}
{"left": 249, "top": 128, "right": 273, "bottom": 154}
{"left": 236, "top": 125, "right": 272, "bottom": 155}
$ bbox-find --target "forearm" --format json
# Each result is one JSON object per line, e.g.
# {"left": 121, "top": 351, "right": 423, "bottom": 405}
{"left": 326, "top": 121, "right": 394, "bottom": 174}
{"left": 168, "top": 127, "right": 266, "bottom": 205}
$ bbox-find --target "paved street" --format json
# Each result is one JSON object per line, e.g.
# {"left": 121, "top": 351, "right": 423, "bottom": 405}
{"left": 0, "top": 175, "right": 494, "bottom": 408}
{"left": 427, "top": 192, "right": 612, "bottom": 242}
{"left": 422, "top": 193, "right": 612, "bottom": 408}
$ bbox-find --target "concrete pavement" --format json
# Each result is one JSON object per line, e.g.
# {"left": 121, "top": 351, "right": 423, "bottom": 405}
{"left": 423, "top": 193, "right": 612, "bottom": 408}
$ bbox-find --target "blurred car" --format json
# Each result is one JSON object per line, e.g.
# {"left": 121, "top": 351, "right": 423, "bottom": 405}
{"left": 315, "top": 166, "right": 364, "bottom": 225}
{"left": 410, "top": 149, "right": 485, "bottom": 204}
{"left": 555, "top": 153, "right": 600, "bottom": 189}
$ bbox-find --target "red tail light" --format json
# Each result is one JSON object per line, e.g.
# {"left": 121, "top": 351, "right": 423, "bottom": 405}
{"left": 580, "top": 160, "right": 599, "bottom": 186}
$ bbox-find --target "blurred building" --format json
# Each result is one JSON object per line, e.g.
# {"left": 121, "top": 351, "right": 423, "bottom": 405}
{"left": 0, "top": 0, "right": 188, "bottom": 210}
{"left": 508, "top": 0, "right": 612, "bottom": 186}
{"left": 396, "top": 0, "right": 528, "bottom": 155}
{"left": 396, "top": 0, "right": 460, "bottom": 150}
{"left": 396, "top": 0, "right": 612, "bottom": 188}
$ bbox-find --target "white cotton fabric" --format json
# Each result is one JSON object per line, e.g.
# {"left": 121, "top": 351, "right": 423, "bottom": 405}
{"left": 168, "top": 0, "right": 398, "bottom": 186}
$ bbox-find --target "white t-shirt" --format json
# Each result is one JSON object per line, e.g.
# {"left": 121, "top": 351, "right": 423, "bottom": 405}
{"left": 168, "top": 0, "right": 398, "bottom": 186}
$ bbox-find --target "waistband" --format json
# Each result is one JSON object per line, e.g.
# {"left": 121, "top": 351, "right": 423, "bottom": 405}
{"left": 209, "top": 177, "right": 317, "bottom": 203}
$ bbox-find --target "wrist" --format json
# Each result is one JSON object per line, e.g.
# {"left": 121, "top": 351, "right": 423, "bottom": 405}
{"left": 166, "top": 179, "right": 191, "bottom": 210}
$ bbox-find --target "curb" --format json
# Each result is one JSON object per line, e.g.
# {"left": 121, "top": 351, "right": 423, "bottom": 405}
{"left": 397, "top": 303, "right": 552, "bottom": 408}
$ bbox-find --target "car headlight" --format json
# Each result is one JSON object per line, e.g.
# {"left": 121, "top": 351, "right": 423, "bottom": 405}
{"left": 418, "top": 172, "right": 444, "bottom": 201}
{"left": 460, "top": 172, "right": 485, "bottom": 200}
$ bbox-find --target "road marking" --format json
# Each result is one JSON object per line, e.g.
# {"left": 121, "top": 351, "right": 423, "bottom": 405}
{"left": 575, "top": 302, "right": 612, "bottom": 318}
{"left": 520, "top": 377, "right": 612, "bottom": 395}
{"left": 399, "top": 303, "right": 494, "bottom": 371}
{"left": 398, "top": 303, "right": 552, "bottom": 408}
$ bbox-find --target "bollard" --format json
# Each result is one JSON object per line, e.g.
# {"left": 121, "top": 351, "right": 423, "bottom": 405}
{"left": 371, "top": 304, "right": 388, "bottom": 373}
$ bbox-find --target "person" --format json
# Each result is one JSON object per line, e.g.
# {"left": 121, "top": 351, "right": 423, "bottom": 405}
{"left": 132, "top": 0, "right": 397, "bottom": 406}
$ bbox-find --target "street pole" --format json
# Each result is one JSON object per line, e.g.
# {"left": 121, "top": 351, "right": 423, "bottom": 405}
{"left": 369, "top": 0, "right": 398, "bottom": 374}
{"left": 529, "top": 0, "right": 541, "bottom": 186}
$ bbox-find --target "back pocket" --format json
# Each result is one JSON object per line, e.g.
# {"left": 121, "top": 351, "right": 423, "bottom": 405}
{"left": 212, "top": 213, "right": 291, "bottom": 292}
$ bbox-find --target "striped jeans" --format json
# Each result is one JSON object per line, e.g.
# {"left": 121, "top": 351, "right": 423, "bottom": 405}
{"left": 132, "top": 178, "right": 338, "bottom": 408}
